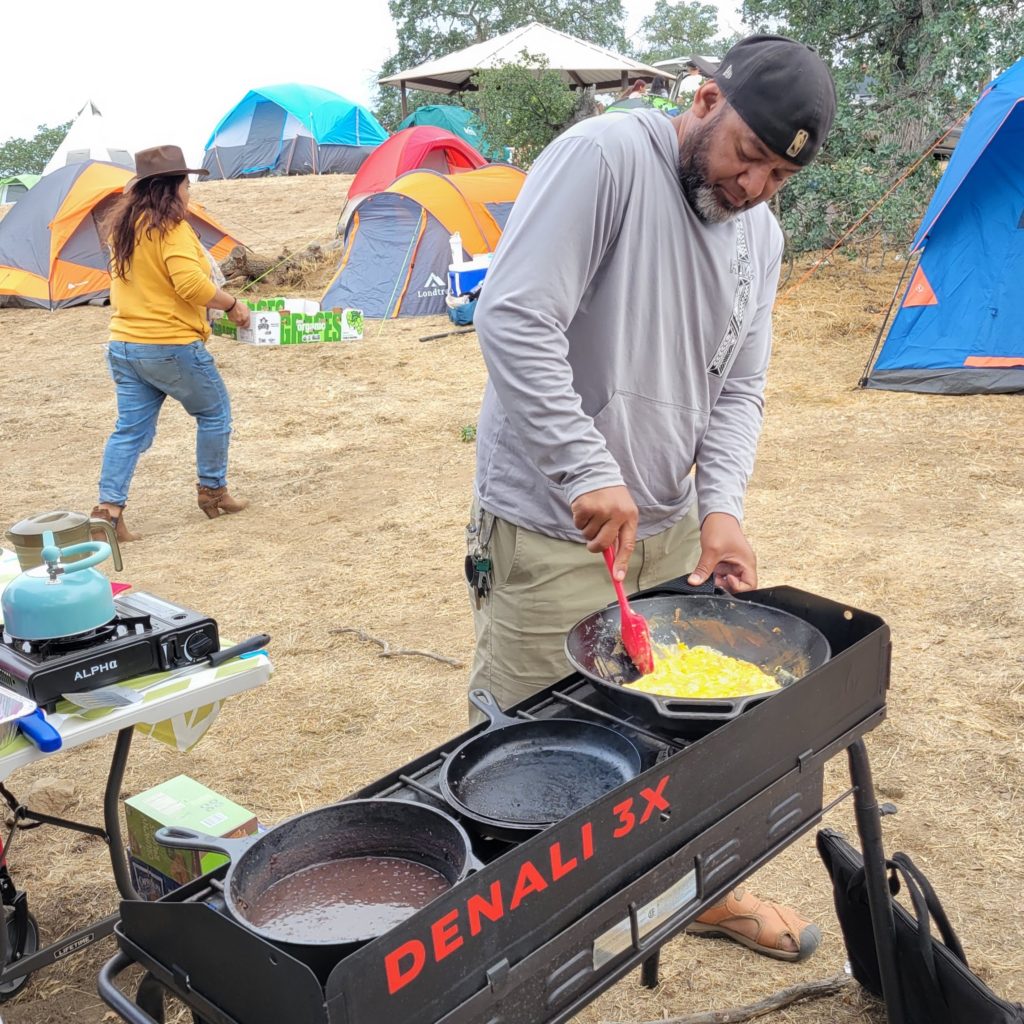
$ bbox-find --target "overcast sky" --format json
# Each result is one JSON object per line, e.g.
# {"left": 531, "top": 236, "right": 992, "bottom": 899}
{"left": 3, "top": 0, "right": 745, "bottom": 165}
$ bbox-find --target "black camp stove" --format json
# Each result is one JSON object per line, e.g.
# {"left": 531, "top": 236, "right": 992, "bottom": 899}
{"left": 0, "top": 590, "right": 219, "bottom": 710}
{"left": 100, "top": 583, "right": 903, "bottom": 1024}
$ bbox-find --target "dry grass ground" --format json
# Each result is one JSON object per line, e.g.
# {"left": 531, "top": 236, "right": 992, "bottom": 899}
{"left": 0, "top": 174, "right": 1021, "bottom": 1024}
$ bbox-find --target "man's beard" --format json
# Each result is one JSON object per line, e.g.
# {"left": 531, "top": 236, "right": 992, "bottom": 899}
{"left": 677, "top": 123, "right": 735, "bottom": 225}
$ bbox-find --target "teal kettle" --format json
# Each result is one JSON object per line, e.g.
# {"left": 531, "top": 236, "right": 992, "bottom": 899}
{"left": 1, "top": 531, "right": 116, "bottom": 641}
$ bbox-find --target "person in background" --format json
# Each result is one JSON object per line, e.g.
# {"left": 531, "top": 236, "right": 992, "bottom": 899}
{"left": 92, "top": 145, "right": 251, "bottom": 541}
{"left": 607, "top": 77, "right": 678, "bottom": 117}
{"left": 677, "top": 59, "right": 705, "bottom": 99}
{"left": 647, "top": 78, "right": 681, "bottom": 116}
{"left": 612, "top": 78, "right": 649, "bottom": 104}
{"left": 467, "top": 35, "right": 836, "bottom": 963}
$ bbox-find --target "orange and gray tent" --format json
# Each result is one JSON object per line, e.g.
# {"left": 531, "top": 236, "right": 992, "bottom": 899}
{"left": 323, "top": 164, "right": 525, "bottom": 318}
{"left": 0, "top": 161, "right": 241, "bottom": 310}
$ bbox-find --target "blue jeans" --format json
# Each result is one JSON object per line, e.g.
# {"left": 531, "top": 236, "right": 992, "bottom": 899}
{"left": 99, "top": 341, "right": 232, "bottom": 506}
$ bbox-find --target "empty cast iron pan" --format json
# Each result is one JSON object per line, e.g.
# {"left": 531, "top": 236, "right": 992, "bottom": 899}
{"left": 439, "top": 689, "right": 642, "bottom": 841}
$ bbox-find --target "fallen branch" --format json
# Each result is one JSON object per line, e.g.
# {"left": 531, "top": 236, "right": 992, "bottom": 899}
{"left": 220, "top": 241, "right": 337, "bottom": 289}
{"left": 605, "top": 973, "right": 854, "bottom": 1024}
{"left": 330, "top": 627, "right": 463, "bottom": 667}
{"left": 419, "top": 327, "right": 475, "bottom": 343}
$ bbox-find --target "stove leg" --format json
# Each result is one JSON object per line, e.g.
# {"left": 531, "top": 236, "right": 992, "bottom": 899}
{"left": 847, "top": 739, "right": 905, "bottom": 1024}
{"left": 105, "top": 728, "right": 139, "bottom": 900}
{"left": 136, "top": 971, "right": 166, "bottom": 1023}
{"left": 639, "top": 950, "right": 660, "bottom": 989}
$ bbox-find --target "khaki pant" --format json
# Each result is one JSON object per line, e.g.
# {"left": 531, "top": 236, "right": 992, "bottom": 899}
{"left": 467, "top": 504, "right": 701, "bottom": 718}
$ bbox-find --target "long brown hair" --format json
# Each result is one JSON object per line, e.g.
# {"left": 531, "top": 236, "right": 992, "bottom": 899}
{"left": 105, "top": 175, "right": 187, "bottom": 279}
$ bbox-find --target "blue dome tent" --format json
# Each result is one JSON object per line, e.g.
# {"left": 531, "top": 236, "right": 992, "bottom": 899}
{"left": 864, "top": 58, "right": 1024, "bottom": 394}
{"left": 202, "top": 84, "right": 388, "bottom": 179}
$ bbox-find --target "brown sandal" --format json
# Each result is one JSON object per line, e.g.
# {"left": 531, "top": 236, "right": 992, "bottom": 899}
{"left": 687, "top": 887, "right": 821, "bottom": 962}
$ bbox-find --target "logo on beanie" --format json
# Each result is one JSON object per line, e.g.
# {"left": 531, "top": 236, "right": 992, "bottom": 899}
{"left": 786, "top": 129, "right": 809, "bottom": 158}
{"left": 722, "top": 64, "right": 733, "bottom": 79}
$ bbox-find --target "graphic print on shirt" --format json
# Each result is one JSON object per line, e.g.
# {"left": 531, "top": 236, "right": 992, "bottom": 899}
{"left": 707, "top": 218, "right": 752, "bottom": 377}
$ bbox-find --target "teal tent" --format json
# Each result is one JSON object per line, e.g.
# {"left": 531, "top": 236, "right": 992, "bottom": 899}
{"left": 203, "top": 84, "right": 388, "bottom": 179}
{"left": 397, "top": 105, "right": 508, "bottom": 161}
{"left": 0, "top": 175, "right": 40, "bottom": 204}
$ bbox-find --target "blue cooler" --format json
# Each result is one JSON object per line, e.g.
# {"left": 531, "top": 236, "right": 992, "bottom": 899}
{"left": 448, "top": 255, "right": 491, "bottom": 296}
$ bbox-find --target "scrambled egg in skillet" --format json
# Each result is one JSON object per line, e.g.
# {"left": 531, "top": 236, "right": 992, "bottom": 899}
{"left": 624, "top": 643, "right": 780, "bottom": 699}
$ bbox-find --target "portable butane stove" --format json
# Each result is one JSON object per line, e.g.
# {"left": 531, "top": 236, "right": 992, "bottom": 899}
{"left": 0, "top": 590, "right": 219, "bottom": 710}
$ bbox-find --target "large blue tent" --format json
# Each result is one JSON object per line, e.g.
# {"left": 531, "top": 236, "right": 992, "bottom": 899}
{"left": 202, "top": 84, "right": 388, "bottom": 179}
{"left": 865, "top": 58, "right": 1024, "bottom": 394}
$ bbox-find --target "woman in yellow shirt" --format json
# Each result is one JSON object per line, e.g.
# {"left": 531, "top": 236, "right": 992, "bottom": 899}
{"left": 92, "top": 146, "right": 251, "bottom": 541}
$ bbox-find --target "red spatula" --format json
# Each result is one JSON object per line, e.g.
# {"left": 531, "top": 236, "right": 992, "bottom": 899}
{"left": 602, "top": 548, "right": 655, "bottom": 676}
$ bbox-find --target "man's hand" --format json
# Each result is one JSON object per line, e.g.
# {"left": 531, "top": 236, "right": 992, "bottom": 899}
{"left": 688, "top": 512, "right": 757, "bottom": 593}
{"left": 571, "top": 485, "right": 638, "bottom": 580}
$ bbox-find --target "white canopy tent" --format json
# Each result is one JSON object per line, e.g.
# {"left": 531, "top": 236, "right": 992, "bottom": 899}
{"left": 42, "top": 101, "right": 134, "bottom": 177}
{"left": 379, "top": 22, "right": 668, "bottom": 115}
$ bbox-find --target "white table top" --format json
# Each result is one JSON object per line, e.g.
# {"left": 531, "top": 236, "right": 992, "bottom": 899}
{"left": 0, "top": 654, "right": 273, "bottom": 781}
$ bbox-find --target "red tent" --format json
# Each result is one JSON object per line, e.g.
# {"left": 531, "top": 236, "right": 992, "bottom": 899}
{"left": 345, "top": 126, "right": 487, "bottom": 210}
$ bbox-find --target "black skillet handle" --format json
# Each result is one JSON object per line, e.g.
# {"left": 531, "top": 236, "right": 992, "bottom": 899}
{"left": 208, "top": 633, "right": 272, "bottom": 667}
{"left": 468, "top": 688, "right": 519, "bottom": 730}
{"left": 631, "top": 574, "right": 717, "bottom": 601}
{"left": 154, "top": 825, "right": 255, "bottom": 862}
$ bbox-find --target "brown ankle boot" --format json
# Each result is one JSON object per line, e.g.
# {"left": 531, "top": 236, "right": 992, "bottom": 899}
{"left": 197, "top": 484, "right": 249, "bottom": 519}
{"left": 90, "top": 505, "right": 141, "bottom": 542}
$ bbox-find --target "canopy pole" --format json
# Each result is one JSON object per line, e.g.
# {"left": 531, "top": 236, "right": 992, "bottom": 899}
{"left": 401, "top": 82, "right": 409, "bottom": 118}
{"left": 621, "top": 71, "right": 628, "bottom": 88}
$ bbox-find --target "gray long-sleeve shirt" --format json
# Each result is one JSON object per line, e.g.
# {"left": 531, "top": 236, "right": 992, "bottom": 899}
{"left": 474, "top": 108, "right": 784, "bottom": 542}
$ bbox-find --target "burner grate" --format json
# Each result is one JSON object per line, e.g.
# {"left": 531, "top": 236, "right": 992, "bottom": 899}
{"left": 1, "top": 613, "right": 154, "bottom": 658}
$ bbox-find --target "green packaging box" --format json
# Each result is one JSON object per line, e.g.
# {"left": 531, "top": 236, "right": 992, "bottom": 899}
{"left": 211, "top": 298, "right": 363, "bottom": 345}
{"left": 124, "top": 774, "right": 258, "bottom": 885}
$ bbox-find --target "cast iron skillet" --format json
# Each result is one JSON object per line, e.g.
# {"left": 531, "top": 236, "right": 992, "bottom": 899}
{"left": 565, "top": 577, "right": 831, "bottom": 739}
{"left": 438, "top": 689, "right": 643, "bottom": 842}
{"left": 154, "top": 799, "right": 477, "bottom": 981}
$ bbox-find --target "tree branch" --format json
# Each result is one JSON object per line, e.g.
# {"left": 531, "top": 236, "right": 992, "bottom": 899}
{"left": 330, "top": 627, "right": 464, "bottom": 667}
{"left": 604, "top": 973, "right": 854, "bottom": 1024}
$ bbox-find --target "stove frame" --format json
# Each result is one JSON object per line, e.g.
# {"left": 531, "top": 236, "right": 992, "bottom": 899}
{"left": 98, "top": 583, "right": 906, "bottom": 1024}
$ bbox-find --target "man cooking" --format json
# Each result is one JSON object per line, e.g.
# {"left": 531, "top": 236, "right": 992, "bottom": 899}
{"left": 465, "top": 35, "right": 836, "bottom": 963}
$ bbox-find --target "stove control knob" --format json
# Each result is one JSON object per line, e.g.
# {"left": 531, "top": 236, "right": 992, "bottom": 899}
{"left": 183, "top": 631, "right": 215, "bottom": 662}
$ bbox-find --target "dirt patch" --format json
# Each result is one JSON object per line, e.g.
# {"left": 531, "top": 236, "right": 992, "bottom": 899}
{"left": 0, "top": 174, "right": 1021, "bottom": 1024}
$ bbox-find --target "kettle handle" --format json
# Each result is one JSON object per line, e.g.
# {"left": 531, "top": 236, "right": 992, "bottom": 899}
{"left": 86, "top": 517, "right": 124, "bottom": 572}
{"left": 45, "top": 541, "right": 111, "bottom": 573}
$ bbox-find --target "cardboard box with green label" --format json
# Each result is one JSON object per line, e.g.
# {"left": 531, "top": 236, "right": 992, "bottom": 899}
{"left": 212, "top": 298, "right": 363, "bottom": 345}
{"left": 124, "top": 774, "right": 258, "bottom": 885}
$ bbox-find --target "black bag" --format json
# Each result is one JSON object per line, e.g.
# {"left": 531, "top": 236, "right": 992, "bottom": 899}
{"left": 817, "top": 829, "right": 1024, "bottom": 1024}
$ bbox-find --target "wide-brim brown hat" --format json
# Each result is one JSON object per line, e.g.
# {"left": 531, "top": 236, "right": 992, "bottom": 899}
{"left": 126, "top": 145, "right": 209, "bottom": 190}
